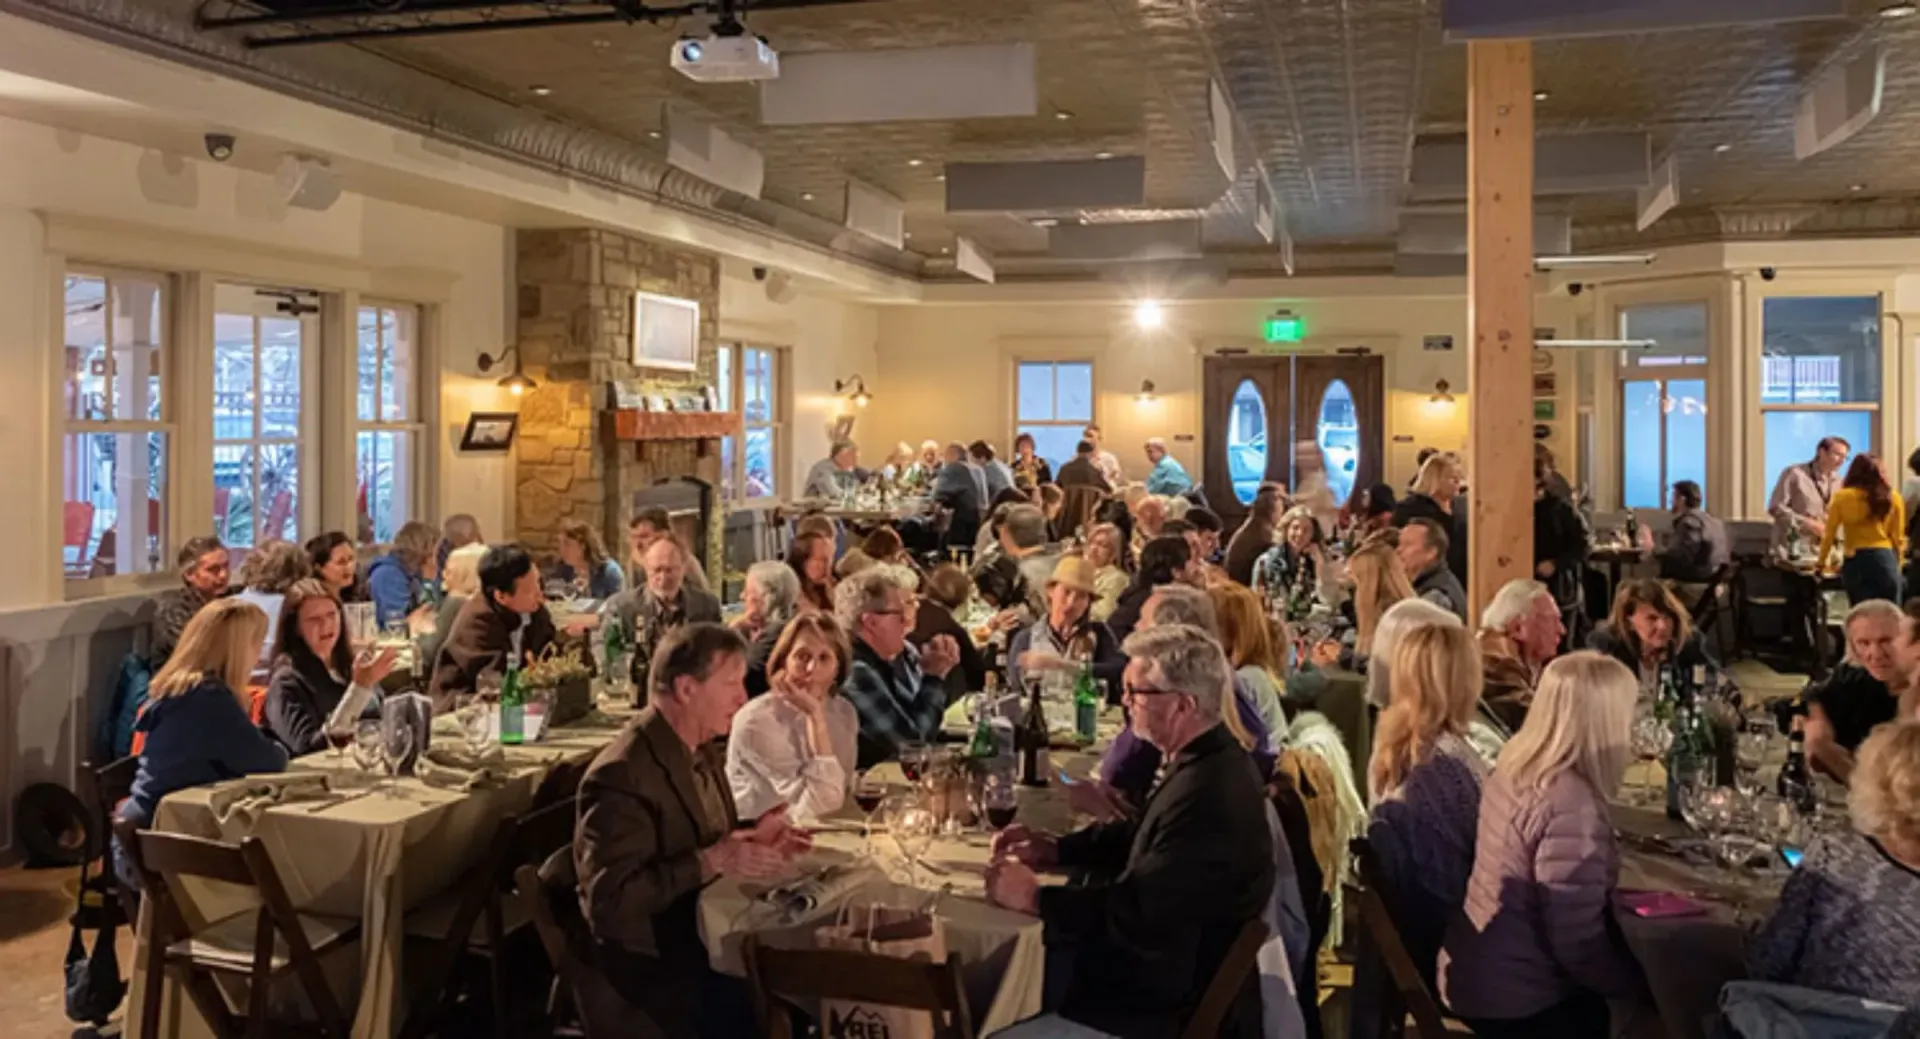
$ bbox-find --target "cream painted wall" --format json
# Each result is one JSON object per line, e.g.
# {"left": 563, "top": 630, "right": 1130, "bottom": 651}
{"left": 717, "top": 262, "right": 880, "bottom": 499}
{"left": 865, "top": 291, "right": 1576, "bottom": 490}
{"left": 0, "top": 114, "right": 512, "bottom": 609}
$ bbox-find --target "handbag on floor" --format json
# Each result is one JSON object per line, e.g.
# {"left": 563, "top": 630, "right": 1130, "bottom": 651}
{"left": 64, "top": 849, "right": 126, "bottom": 1025}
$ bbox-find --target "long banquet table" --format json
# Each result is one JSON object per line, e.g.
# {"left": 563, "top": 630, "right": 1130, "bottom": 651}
{"left": 125, "top": 709, "right": 633, "bottom": 1039}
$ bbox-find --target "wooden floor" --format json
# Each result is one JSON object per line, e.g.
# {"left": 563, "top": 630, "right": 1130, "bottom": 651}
{"left": 0, "top": 658, "right": 1808, "bottom": 1039}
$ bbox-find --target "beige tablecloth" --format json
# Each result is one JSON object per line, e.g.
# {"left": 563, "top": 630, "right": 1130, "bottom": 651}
{"left": 126, "top": 711, "right": 630, "bottom": 1039}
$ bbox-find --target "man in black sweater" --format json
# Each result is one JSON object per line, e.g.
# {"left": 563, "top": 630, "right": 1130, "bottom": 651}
{"left": 987, "top": 625, "right": 1274, "bottom": 1037}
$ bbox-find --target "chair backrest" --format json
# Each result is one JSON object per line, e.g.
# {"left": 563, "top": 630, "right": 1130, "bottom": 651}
{"left": 1180, "top": 917, "right": 1269, "bottom": 1039}
{"left": 264, "top": 490, "right": 293, "bottom": 541}
{"left": 64, "top": 501, "right": 96, "bottom": 550}
{"left": 1350, "top": 838, "right": 1450, "bottom": 1039}
{"left": 86, "top": 756, "right": 140, "bottom": 861}
{"left": 512, "top": 795, "right": 580, "bottom": 875}
{"left": 742, "top": 935, "right": 974, "bottom": 1039}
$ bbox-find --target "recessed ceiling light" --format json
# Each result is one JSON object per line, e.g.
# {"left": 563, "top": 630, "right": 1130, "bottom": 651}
{"left": 907, "top": 158, "right": 924, "bottom": 167}
{"left": 590, "top": 38, "right": 611, "bottom": 49}
{"left": 904, "top": 231, "right": 914, "bottom": 239}
{"left": 1879, "top": 2, "right": 1917, "bottom": 18}
{"left": 1533, "top": 89, "right": 1549, "bottom": 102}
{"left": 1851, "top": 183, "right": 1867, "bottom": 192}
{"left": 1713, "top": 143, "right": 1732, "bottom": 154}
{"left": 1033, "top": 218, "right": 1059, "bottom": 228}
{"left": 935, "top": 174, "right": 947, "bottom": 181}
{"left": 801, "top": 192, "right": 814, "bottom": 201}
{"left": 648, "top": 130, "right": 662, "bottom": 139}
{"left": 1095, "top": 151, "right": 1114, "bottom": 160}
{"left": 940, "top": 246, "right": 951, "bottom": 254}
{"left": 529, "top": 85, "right": 553, "bottom": 97}
{"left": 1055, "top": 110, "right": 1074, "bottom": 121}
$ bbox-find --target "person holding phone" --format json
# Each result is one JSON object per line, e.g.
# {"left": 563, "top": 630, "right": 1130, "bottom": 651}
{"left": 263, "top": 579, "right": 396, "bottom": 755}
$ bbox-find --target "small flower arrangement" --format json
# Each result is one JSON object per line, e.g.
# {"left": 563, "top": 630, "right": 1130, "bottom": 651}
{"left": 521, "top": 644, "right": 591, "bottom": 690}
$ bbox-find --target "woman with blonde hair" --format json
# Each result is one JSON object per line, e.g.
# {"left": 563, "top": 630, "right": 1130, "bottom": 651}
{"left": 1441, "top": 651, "right": 1644, "bottom": 1038}
{"left": 113, "top": 599, "right": 289, "bottom": 890}
{"left": 1395, "top": 451, "right": 1469, "bottom": 581}
{"left": 1747, "top": 720, "right": 1920, "bottom": 1004}
{"left": 1211, "top": 582, "right": 1291, "bottom": 739}
{"left": 1083, "top": 522, "right": 1130, "bottom": 622}
{"left": 1363, "top": 623, "right": 1489, "bottom": 1007}
{"left": 554, "top": 520, "right": 624, "bottom": 600}
{"left": 422, "top": 542, "right": 488, "bottom": 668}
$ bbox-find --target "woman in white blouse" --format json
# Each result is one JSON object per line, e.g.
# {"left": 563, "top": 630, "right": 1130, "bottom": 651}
{"left": 725, "top": 611, "right": 859, "bottom": 824}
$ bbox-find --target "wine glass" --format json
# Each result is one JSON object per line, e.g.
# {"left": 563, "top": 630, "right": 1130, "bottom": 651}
{"left": 981, "top": 773, "right": 1019, "bottom": 832}
{"left": 381, "top": 725, "right": 414, "bottom": 798}
{"left": 1733, "top": 723, "right": 1773, "bottom": 797}
{"left": 852, "top": 771, "right": 888, "bottom": 853}
{"left": 883, "top": 798, "right": 936, "bottom": 888}
{"left": 898, "top": 742, "right": 931, "bottom": 784}
{"left": 457, "top": 702, "right": 492, "bottom": 757}
{"left": 1629, "top": 706, "right": 1673, "bottom": 807}
{"left": 351, "top": 720, "right": 385, "bottom": 774}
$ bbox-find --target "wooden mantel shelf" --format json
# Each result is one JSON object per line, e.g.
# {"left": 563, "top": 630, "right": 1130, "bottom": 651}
{"left": 612, "top": 410, "right": 743, "bottom": 441}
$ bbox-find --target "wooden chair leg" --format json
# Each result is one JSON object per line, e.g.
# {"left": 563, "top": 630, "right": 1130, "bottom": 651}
{"left": 487, "top": 900, "right": 509, "bottom": 1039}
{"left": 247, "top": 913, "right": 275, "bottom": 1039}
{"left": 139, "top": 952, "right": 168, "bottom": 1039}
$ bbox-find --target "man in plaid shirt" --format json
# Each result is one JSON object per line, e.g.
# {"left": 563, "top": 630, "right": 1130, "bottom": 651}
{"left": 836, "top": 568, "right": 961, "bottom": 768}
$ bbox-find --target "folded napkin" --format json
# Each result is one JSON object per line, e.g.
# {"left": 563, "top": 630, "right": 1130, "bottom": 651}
{"left": 416, "top": 745, "right": 513, "bottom": 791}
{"left": 765, "top": 862, "right": 883, "bottom": 920}
{"left": 207, "top": 773, "right": 335, "bottom": 827}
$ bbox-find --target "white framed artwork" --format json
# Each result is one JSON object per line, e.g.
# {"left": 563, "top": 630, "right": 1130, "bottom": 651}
{"left": 632, "top": 291, "right": 700, "bottom": 372}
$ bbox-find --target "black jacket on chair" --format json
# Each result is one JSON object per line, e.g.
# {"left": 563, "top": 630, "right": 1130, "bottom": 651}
{"left": 1040, "top": 723, "right": 1275, "bottom": 1037}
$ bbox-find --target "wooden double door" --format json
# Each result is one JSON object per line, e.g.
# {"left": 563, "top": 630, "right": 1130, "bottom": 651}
{"left": 1202, "top": 353, "right": 1385, "bottom": 530}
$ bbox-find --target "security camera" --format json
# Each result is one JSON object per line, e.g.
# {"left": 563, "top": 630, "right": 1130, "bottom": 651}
{"left": 752, "top": 266, "right": 769, "bottom": 282}
{"left": 204, "top": 133, "right": 236, "bottom": 162}
{"left": 1759, "top": 267, "right": 1777, "bottom": 282}
{"left": 1567, "top": 282, "right": 1584, "bottom": 297}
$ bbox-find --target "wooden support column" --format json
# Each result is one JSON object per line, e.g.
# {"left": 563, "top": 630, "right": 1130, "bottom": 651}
{"left": 1466, "top": 39, "right": 1535, "bottom": 621}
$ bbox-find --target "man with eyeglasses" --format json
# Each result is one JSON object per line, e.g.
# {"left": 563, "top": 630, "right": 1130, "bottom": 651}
{"left": 836, "top": 568, "right": 960, "bottom": 768}
{"left": 985, "top": 624, "right": 1275, "bottom": 1035}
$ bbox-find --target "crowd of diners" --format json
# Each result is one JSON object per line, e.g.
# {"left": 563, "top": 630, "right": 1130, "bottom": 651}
{"left": 104, "top": 426, "right": 1920, "bottom": 1038}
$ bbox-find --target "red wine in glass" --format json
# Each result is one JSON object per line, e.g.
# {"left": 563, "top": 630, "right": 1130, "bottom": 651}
{"left": 324, "top": 729, "right": 353, "bottom": 754}
{"left": 854, "top": 791, "right": 885, "bottom": 814}
{"left": 986, "top": 805, "right": 1018, "bottom": 830}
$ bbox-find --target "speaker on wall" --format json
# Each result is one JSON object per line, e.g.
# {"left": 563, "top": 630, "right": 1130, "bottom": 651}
{"left": 274, "top": 154, "right": 341, "bottom": 212}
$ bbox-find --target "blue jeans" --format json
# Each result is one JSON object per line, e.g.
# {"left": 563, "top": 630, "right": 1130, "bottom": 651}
{"left": 1840, "top": 548, "right": 1902, "bottom": 606}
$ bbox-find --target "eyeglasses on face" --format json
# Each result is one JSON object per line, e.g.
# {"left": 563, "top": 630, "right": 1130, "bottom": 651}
{"left": 1121, "top": 683, "right": 1185, "bottom": 701}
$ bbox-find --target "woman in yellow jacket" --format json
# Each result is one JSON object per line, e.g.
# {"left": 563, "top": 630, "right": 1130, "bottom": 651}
{"left": 1818, "top": 453, "right": 1907, "bottom": 605}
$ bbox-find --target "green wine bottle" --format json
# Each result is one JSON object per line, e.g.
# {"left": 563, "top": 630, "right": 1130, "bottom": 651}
{"left": 1073, "top": 661, "right": 1100, "bottom": 743}
{"left": 499, "top": 659, "right": 525, "bottom": 746}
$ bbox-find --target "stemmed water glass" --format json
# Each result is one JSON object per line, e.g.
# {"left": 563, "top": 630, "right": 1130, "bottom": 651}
{"left": 1733, "top": 723, "right": 1772, "bottom": 797}
{"left": 456, "top": 702, "right": 493, "bottom": 757}
{"left": 1629, "top": 705, "right": 1674, "bottom": 808}
{"left": 381, "top": 725, "right": 414, "bottom": 798}
{"left": 884, "top": 798, "right": 936, "bottom": 888}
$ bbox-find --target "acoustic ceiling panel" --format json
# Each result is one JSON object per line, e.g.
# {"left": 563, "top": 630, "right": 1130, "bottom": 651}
{"left": 1049, "top": 220, "right": 1203, "bottom": 262}
{"left": 1408, "top": 132, "right": 1650, "bottom": 202}
{"left": 844, "top": 179, "right": 904, "bottom": 249}
{"left": 1396, "top": 210, "right": 1571, "bottom": 255}
{"left": 1637, "top": 157, "right": 1679, "bottom": 232}
{"left": 665, "top": 108, "right": 764, "bottom": 198}
{"left": 1795, "top": 47, "right": 1884, "bottom": 161}
{"left": 943, "top": 157, "right": 1147, "bottom": 213}
{"left": 759, "top": 42, "right": 1036, "bottom": 126}
{"left": 954, "top": 237, "right": 995, "bottom": 284}
{"left": 1441, "top": 0, "right": 1845, "bottom": 40}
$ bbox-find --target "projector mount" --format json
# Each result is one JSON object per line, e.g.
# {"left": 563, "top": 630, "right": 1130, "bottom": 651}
{"left": 194, "top": 0, "right": 865, "bottom": 50}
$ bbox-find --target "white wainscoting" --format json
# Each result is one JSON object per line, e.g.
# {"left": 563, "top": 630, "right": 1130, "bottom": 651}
{"left": 0, "top": 592, "right": 152, "bottom": 865}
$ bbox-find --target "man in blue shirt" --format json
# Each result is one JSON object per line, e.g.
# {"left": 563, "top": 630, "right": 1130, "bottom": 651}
{"left": 1144, "top": 437, "right": 1193, "bottom": 495}
{"left": 969, "top": 440, "right": 1016, "bottom": 501}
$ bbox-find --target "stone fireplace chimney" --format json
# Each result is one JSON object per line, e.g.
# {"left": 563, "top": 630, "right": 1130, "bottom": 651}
{"left": 510, "top": 228, "right": 729, "bottom": 576}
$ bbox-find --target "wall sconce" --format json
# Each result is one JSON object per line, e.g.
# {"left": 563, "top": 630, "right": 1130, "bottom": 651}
{"left": 1136, "top": 379, "right": 1158, "bottom": 404}
{"left": 475, "top": 344, "right": 537, "bottom": 396}
{"left": 1429, "top": 379, "right": 1455, "bottom": 404}
{"left": 835, "top": 374, "right": 872, "bottom": 408}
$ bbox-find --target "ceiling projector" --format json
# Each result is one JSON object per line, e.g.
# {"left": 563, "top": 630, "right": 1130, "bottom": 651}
{"left": 671, "top": 33, "right": 780, "bottom": 82}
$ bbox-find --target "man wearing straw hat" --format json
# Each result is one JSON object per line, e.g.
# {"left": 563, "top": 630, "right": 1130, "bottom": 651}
{"left": 1006, "top": 555, "right": 1126, "bottom": 698}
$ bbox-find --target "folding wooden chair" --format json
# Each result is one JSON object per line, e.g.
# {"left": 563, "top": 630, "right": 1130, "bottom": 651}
{"left": 1179, "top": 917, "right": 1269, "bottom": 1039}
{"left": 1350, "top": 838, "right": 1459, "bottom": 1039}
{"left": 84, "top": 756, "right": 141, "bottom": 928}
{"left": 127, "top": 823, "right": 360, "bottom": 1039}
{"left": 401, "top": 796, "right": 579, "bottom": 1039}
{"left": 743, "top": 933, "right": 974, "bottom": 1039}
{"left": 512, "top": 855, "right": 599, "bottom": 1038}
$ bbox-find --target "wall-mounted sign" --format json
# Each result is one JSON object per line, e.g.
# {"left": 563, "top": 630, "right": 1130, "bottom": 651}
{"left": 1263, "top": 310, "right": 1305, "bottom": 344}
{"left": 1423, "top": 334, "right": 1454, "bottom": 351}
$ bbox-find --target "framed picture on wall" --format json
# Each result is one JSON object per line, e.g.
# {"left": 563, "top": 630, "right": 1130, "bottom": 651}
{"left": 459, "top": 412, "right": 520, "bottom": 452}
{"left": 633, "top": 292, "right": 700, "bottom": 372}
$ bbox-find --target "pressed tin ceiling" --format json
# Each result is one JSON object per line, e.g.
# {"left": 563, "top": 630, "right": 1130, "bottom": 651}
{"left": 12, "top": 0, "right": 1920, "bottom": 280}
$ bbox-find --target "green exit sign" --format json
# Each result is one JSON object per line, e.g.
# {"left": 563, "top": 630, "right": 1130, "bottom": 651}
{"left": 1264, "top": 312, "right": 1305, "bottom": 344}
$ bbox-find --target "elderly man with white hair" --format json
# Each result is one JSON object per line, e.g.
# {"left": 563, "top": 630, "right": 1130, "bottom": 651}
{"left": 988, "top": 624, "right": 1275, "bottom": 1036}
{"left": 1804, "top": 599, "right": 1911, "bottom": 782}
{"left": 837, "top": 568, "right": 960, "bottom": 767}
{"left": 1143, "top": 437, "right": 1193, "bottom": 496}
{"left": 1478, "top": 579, "right": 1567, "bottom": 731}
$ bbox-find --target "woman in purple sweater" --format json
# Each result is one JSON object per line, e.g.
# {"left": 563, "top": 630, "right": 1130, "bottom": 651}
{"left": 1440, "top": 651, "right": 1646, "bottom": 1039}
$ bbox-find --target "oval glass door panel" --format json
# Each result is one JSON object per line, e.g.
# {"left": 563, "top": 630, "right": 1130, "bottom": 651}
{"left": 1317, "top": 379, "right": 1358, "bottom": 505}
{"left": 1227, "top": 379, "right": 1268, "bottom": 504}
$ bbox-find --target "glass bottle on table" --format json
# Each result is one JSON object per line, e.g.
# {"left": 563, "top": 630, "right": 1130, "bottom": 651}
{"left": 499, "top": 659, "right": 526, "bottom": 746}
{"left": 1073, "top": 660, "right": 1100, "bottom": 743}
{"left": 1018, "top": 679, "right": 1050, "bottom": 787}
{"left": 1777, "top": 715, "right": 1816, "bottom": 815}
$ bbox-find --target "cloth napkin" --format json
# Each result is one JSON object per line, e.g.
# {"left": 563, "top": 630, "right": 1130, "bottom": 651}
{"left": 765, "top": 862, "right": 883, "bottom": 921}
{"left": 207, "top": 773, "right": 335, "bottom": 827}
{"left": 416, "top": 745, "right": 514, "bottom": 791}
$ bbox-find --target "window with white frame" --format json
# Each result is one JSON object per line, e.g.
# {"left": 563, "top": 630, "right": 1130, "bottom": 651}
{"left": 1016, "top": 361, "right": 1094, "bottom": 472}
{"left": 1759, "top": 296, "right": 1880, "bottom": 498}
{"left": 1617, "top": 302, "right": 1709, "bottom": 509}
{"left": 717, "top": 343, "right": 785, "bottom": 502}
{"left": 61, "top": 268, "right": 172, "bottom": 582}
{"left": 213, "top": 286, "right": 313, "bottom": 555}
{"left": 356, "top": 303, "right": 424, "bottom": 544}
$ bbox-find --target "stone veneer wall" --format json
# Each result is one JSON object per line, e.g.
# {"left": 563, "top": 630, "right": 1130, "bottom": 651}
{"left": 511, "top": 228, "right": 725, "bottom": 574}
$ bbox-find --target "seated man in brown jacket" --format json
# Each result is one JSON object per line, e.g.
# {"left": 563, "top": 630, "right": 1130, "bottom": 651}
{"left": 574, "top": 623, "right": 809, "bottom": 1036}
{"left": 1476, "top": 579, "right": 1565, "bottom": 734}
{"left": 425, "top": 543, "right": 556, "bottom": 713}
